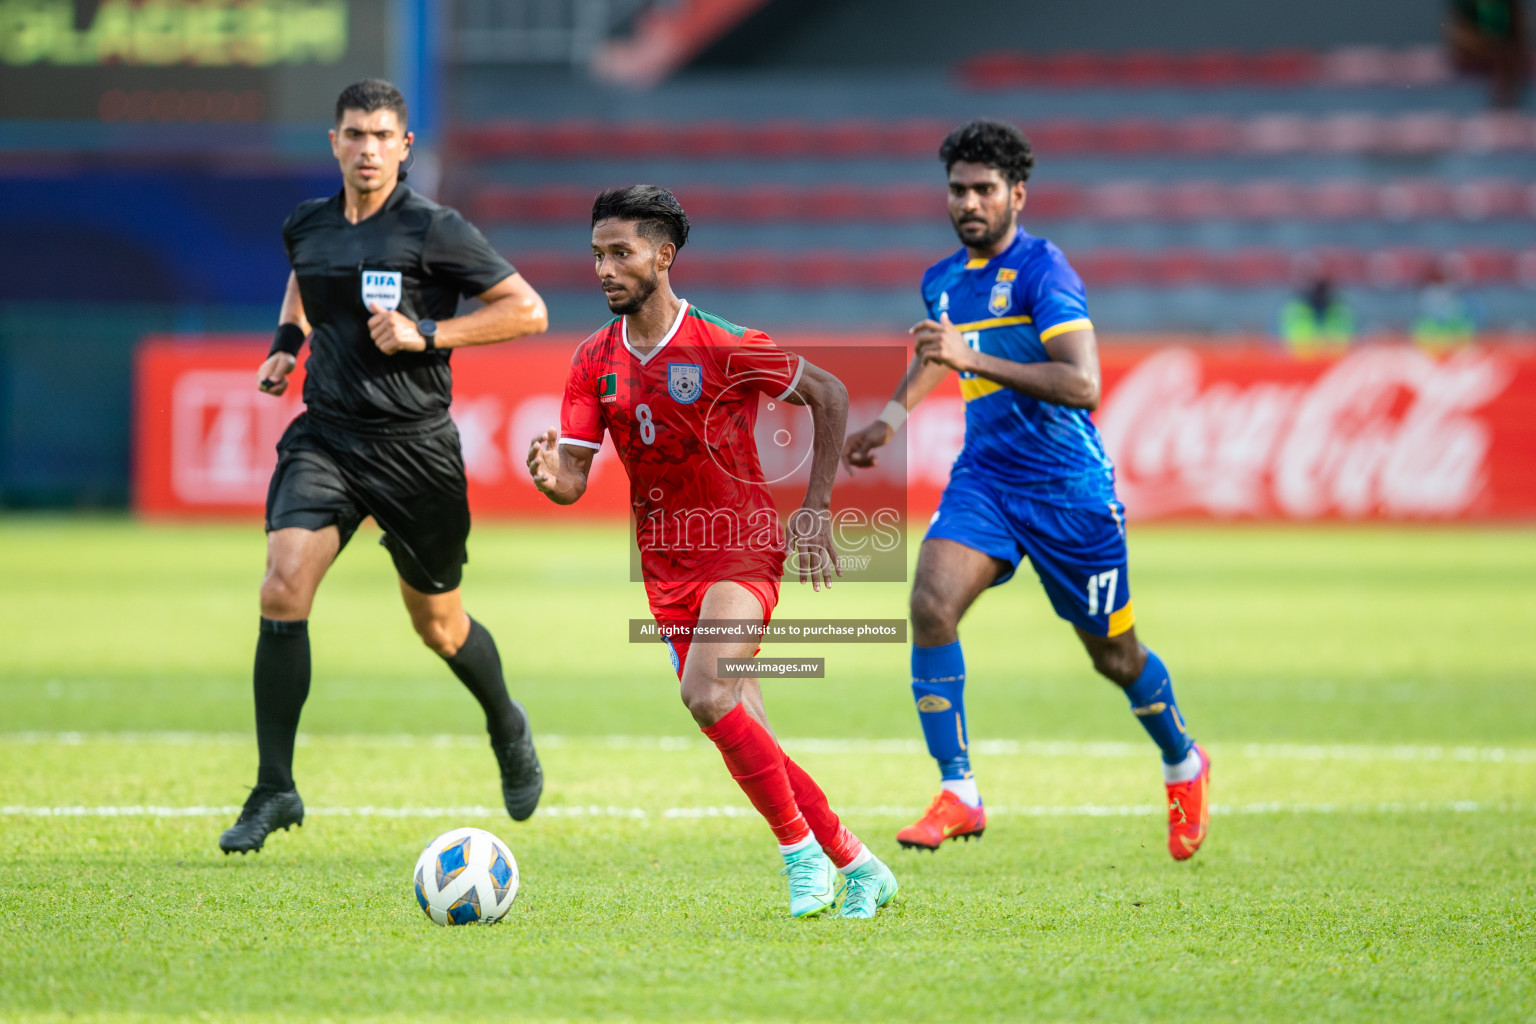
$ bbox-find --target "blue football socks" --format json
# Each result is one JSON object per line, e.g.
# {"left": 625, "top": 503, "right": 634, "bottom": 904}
{"left": 911, "top": 641, "right": 971, "bottom": 780}
{"left": 1122, "top": 649, "right": 1194, "bottom": 765}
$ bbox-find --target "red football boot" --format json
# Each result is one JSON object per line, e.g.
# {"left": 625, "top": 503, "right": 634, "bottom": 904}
{"left": 896, "top": 790, "right": 987, "bottom": 850}
{"left": 1166, "top": 743, "right": 1210, "bottom": 861}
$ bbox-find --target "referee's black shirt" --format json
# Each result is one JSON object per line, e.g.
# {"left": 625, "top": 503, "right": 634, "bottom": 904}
{"left": 283, "top": 184, "right": 515, "bottom": 430}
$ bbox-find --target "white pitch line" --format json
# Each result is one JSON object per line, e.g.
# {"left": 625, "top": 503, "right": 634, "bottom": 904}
{"left": 1, "top": 801, "right": 1526, "bottom": 820}
{"left": 4, "top": 732, "right": 1535, "bottom": 764}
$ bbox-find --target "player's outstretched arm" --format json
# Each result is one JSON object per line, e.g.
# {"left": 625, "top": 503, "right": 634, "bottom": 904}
{"left": 914, "top": 313, "right": 1101, "bottom": 410}
{"left": 369, "top": 274, "right": 549, "bottom": 355}
{"left": 257, "top": 272, "right": 311, "bottom": 396}
{"left": 781, "top": 360, "right": 847, "bottom": 591}
{"left": 842, "top": 344, "right": 950, "bottom": 472}
{"left": 526, "top": 427, "right": 595, "bottom": 505}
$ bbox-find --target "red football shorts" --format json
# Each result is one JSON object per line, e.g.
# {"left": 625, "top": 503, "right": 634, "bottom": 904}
{"left": 647, "top": 579, "right": 781, "bottom": 679}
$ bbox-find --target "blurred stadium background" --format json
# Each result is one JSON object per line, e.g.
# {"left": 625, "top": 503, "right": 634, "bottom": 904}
{"left": 4, "top": 7, "right": 1535, "bottom": 1018}
{"left": 1, "top": 0, "right": 1533, "bottom": 519}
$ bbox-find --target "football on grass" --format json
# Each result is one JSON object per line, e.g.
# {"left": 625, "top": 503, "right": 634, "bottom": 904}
{"left": 413, "top": 827, "right": 520, "bottom": 925}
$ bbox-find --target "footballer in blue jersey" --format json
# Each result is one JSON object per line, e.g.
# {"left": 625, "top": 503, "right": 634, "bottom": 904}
{"left": 843, "top": 120, "right": 1209, "bottom": 861}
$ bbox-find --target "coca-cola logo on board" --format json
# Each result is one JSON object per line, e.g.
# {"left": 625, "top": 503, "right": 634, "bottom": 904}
{"left": 171, "top": 371, "right": 301, "bottom": 505}
{"left": 1096, "top": 346, "right": 1515, "bottom": 519}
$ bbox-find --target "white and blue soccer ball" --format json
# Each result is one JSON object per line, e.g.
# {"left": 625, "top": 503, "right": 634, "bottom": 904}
{"left": 413, "top": 827, "right": 520, "bottom": 926}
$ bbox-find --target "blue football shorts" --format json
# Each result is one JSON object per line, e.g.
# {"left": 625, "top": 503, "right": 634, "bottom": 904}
{"left": 925, "top": 467, "right": 1135, "bottom": 638}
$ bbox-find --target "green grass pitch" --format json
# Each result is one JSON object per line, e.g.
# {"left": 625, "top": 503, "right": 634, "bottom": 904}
{"left": 1, "top": 518, "right": 1533, "bottom": 1022}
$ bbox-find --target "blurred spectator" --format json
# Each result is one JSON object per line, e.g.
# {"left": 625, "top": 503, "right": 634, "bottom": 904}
{"left": 1446, "top": 0, "right": 1532, "bottom": 108}
{"left": 1280, "top": 272, "right": 1354, "bottom": 358}
{"left": 1413, "top": 261, "right": 1478, "bottom": 350}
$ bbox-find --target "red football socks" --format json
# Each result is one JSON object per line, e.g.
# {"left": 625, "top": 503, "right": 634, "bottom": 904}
{"left": 701, "top": 704, "right": 811, "bottom": 846}
{"left": 782, "top": 751, "right": 865, "bottom": 869}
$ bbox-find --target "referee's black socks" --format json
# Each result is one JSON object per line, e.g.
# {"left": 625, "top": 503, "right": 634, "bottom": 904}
{"left": 254, "top": 617, "right": 310, "bottom": 791}
{"left": 444, "top": 618, "right": 526, "bottom": 746}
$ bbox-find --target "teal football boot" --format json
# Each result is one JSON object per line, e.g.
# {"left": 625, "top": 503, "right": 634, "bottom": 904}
{"left": 781, "top": 844, "right": 839, "bottom": 918}
{"left": 837, "top": 856, "right": 898, "bottom": 919}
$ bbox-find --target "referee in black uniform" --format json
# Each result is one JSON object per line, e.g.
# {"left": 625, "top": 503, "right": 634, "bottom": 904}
{"left": 220, "top": 79, "right": 549, "bottom": 853}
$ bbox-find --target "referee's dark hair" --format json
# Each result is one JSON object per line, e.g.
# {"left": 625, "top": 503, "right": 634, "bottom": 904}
{"left": 940, "top": 119, "right": 1034, "bottom": 185}
{"left": 591, "top": 185, "right": 690, "bottom": 252}
{"left": 335, "top": 78, "right": 408, "bottom": 127}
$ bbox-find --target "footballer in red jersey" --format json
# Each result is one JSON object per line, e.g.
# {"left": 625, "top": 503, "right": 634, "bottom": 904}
{"left": 556, "top": 291, "right": 801, "bottom": 657}
{"left": 527, "top": 185, "right": 898, "bottom": 919}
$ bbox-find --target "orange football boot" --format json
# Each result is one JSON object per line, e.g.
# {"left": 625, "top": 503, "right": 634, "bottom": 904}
{"left": 896, "top": 790, "right": 986, "bottom": 850}
{"left": 1166, "top": 743, "right": 1210, "bottom": 861}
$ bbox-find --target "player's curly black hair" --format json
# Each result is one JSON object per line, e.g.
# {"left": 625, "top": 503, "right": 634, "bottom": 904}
{"left": 939, "top": 120, "right": 1035, "bottom": 185}
{"left": 335, "top": 78, "right": 408, "bottom": 127}
{"left": 591, "top": 185, "right": 691, "bottom": 251}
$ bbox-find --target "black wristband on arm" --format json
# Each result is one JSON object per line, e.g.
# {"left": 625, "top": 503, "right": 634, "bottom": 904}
{"left": 269, "top": 323, "right": 306, "bottom": 358}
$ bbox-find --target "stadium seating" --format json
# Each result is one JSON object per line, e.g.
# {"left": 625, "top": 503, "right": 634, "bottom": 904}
{"left": 955, "top": 46, "right": 1457, "bottom": 91}
{"left": 483, "top": 245, "right": 1536, "bottom": 290}
{"left": 471, "top": 180, "right": 1536, "bottom": 224}
{"left": 450, "top": 46, "right": 1536, "bottom": 334}
{"left": 453, "top": 112, "right": 1536, "bottom": 159}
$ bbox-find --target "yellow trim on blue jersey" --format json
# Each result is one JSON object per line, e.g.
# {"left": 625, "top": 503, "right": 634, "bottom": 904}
{"left": 951, "top": 314, "right": 1033, "bottom": 332}
{"left": 964, "top": 257, "right": 989, "bottom": 269}
{"left": 959, "top": 377, "right": 1005, "bottom": 401}
{"left": 1038, "top": 318, "right": 1094, "bottom": 342}
{"left": 1108, "top": 600, "right": 1136, "bottom": 637}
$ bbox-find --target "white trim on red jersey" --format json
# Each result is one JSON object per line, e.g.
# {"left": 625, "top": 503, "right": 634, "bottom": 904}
{"left": 557, "top": 436, "right": 603, "bottom": 450}
{"left": 773, "top": 355, "right": 807, "bottom": 402}
{"left": 621, "top": 299, "right": 690, "bottom": 366}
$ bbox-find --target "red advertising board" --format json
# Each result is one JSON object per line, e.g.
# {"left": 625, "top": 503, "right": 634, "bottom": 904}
{"left": 133, "top": 335, "right": 911, "bottom": 522}
{"left": 1097, "top": 343, "right": 1536, "bottom": 520}
{"left": 134, "top": 335, "right": 1536, "bottom": 521}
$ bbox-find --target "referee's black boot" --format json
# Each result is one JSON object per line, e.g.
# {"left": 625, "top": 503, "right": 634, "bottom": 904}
{"left": 493, "top": 701, "right": 543, "bottom": 821}
{"left": 219, "top": 786, "right": 304, "bottom": 854}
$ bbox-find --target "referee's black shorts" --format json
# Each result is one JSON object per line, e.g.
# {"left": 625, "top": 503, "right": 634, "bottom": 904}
{"left": 265, "top": 412, "right": 470, "bottom": 594}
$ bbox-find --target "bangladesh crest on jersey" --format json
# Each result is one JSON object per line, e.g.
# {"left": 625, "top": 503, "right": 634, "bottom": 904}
{"left": 667, "top": 363, "right": 703, "bottom": 404}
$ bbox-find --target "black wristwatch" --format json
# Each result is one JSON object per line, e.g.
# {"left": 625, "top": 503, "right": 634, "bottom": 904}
{"left": 418, "top": 319, "right": 438, "bottom": 351}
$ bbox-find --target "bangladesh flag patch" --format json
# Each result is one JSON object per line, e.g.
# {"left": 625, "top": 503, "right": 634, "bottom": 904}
{"left": 597, "top": 372, "right": 618, "bottom": 397}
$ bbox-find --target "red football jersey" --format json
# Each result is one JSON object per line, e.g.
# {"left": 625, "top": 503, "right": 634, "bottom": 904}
{"left": 559, "top": 301, "right": 805, "bottom": 586}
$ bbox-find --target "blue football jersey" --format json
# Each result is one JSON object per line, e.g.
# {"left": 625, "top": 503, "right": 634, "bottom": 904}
{"left": 920, "top": 230, "right": 1115, "bottom": 502}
